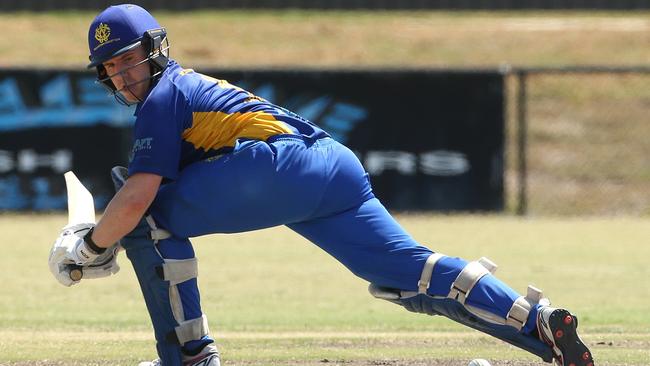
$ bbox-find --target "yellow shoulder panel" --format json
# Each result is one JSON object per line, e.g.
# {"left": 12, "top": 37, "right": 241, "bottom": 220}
{"left": 183, "top": 110, "right": 293, "bottom": 152}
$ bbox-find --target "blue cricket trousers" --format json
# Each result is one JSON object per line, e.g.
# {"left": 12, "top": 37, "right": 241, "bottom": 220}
{"left": 147, "top": 135, "right": 534, "bottom": 343}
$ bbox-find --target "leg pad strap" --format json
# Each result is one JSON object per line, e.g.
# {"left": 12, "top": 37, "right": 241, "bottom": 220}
{"left": 506, "top": 285, "right": 549, "bottom": 330}
{"left": 156, "top": 258, "right": 199, "bottom": 286}
{"left": 448, "top": 257, "right": 497, "bottom": 304}
{"left": 167, "top": 314, "right": 210, "bottom": 345}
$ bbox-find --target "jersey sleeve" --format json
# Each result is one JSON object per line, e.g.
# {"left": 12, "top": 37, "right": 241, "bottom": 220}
{"left": 128, "top": 81, "right": 191, "bottom": 181}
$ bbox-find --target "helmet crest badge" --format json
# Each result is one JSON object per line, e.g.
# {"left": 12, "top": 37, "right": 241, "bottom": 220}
{"left": 95, "top": 23, "right": 111, "bottom": 44}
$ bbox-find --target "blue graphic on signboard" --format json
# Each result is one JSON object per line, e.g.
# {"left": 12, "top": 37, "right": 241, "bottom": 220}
{"left": 0, "top": 75, "right": 136, "bottom": 131}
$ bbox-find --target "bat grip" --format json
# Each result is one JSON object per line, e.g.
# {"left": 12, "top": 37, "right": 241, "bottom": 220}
{"left": 68, "top": 264, "right": 83, "bottom": 281}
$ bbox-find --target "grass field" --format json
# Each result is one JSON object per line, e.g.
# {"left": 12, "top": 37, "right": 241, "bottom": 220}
{"left": 0, "top": 214, "right": 648, "bottom": 365}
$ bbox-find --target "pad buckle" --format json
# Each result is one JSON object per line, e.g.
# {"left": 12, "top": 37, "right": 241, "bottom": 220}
{"left": 144, "top": 215, "right": 172, "bottom": 242}
{"left": 417, "top": 253, "right": 445, "bottom": 294}
{"left": 447, "top": 257, "right": 497, "bottom": 304}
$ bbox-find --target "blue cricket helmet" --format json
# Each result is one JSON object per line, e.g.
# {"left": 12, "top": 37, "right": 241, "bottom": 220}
{"left": 87, "top": 4, "right": 162, "bottom": 68}
{"left": 87, "top": 4, "right": 170, "bottom": 105}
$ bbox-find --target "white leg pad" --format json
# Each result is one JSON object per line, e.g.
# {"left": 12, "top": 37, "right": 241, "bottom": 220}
{"left": 506, "top": 285, "right": 550, "bottom": 330}
{"left": 367, "top": 254, "right": 555, "bottom": 363}
{"left": 160, "top": 258, "right": 199, "bottom": 286}
{"left": 174, "top": 315, "right": 210, "bottom": 345}
{"left": 372, "top": 254, "right": 548, "bottom": 332}
{"left": 448, "top": 257, "right": 497, "bottom": 304}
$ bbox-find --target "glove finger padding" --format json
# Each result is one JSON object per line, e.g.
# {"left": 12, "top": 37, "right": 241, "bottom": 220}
{"left": 81, "top": 243, "right": 121, "bottom": 279}
{"left": 48, "top": 244, "right": 78, "bottom": 287}
{"left": 62, "top": 223, "right": 94, "bottom": 238}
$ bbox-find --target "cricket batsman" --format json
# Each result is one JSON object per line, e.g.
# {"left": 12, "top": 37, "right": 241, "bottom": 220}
{"left": 48, "top": 4, "right": 594, "bottom": 366}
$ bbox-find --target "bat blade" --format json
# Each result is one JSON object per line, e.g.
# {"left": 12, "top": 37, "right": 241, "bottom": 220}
{"left": 64, "top": 171, "right": 96, "bottom": 226}
{"left": 63, "top": 171, "right": 96, "bottom": 282}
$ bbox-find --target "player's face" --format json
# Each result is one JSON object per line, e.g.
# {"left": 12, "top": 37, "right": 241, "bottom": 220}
{"left": 102, "top": 46, "right": 151, "bottom": 103}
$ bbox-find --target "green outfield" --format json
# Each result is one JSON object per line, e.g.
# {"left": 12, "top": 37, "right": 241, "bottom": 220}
{"left": 0, "top": 214, "right": 648, "bottom": 365}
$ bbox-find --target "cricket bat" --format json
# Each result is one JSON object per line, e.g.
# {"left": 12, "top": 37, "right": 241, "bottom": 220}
{"left": 63, "top": 171, "right": 96, "bottom": 281}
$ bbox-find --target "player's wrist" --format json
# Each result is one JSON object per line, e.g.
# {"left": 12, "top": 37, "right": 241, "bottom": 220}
{"left": 83, "top": 227, "right": 107, "bottom": 255}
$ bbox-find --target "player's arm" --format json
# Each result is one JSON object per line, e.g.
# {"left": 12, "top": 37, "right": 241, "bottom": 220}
{"left": 90, "top": 172, "right": 163, "bottom": 248}
{"left": 87, "top": 75, "right": 187, "bottom": 249}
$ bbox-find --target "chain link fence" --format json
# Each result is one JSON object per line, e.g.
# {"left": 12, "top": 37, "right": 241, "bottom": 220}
{"left": 507, "top": 67, "right": 650, "bottom": 216}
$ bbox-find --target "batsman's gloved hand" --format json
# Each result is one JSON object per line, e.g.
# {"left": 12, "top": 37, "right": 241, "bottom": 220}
{"left": 48, "top": 223, "right": 121, "bottom": 287}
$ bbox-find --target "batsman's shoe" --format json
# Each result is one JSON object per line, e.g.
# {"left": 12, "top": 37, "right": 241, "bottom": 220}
{"left": 138, "top": 344, "right": 220, "bottom": 366}
{"left": 537, "top": 307, "right": 594, "bottom": 366}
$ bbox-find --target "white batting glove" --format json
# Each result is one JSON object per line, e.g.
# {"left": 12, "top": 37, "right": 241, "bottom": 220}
{"left": 48, "top": 223, "right": 106, "bottom": 286}
{"left": 65, "top": 223, "right": 103, "bottom": 265}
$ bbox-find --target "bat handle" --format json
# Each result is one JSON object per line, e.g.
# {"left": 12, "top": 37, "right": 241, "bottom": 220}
{"left": 68, "top": 264, "right": 83, "bottom": 282}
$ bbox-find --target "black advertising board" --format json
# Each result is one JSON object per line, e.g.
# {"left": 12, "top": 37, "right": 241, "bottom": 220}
{"left": 0, "top": 126, "right": 131, "bottom": 210}
{"left": 0, "top": 68, "right": 504, "bottom": 211}
{"left": 216, "top": 69, "right": 505, "bottom": 211}
{"left": 0, "top": 70, "right": 134, "bottom": 210}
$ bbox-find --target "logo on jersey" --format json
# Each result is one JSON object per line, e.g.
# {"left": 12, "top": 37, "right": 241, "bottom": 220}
{"left": 94, "top": 23, "right": 111, "bottom": 44}
{"left": 132, "top": 137, "right": 153, "bottom": 153}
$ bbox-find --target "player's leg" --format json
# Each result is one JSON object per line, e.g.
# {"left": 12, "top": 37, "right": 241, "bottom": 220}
{"left": 285, "top": 141, "right": 592, "bottom": 366}
{"left": 288, "top": 197, "right": 551, "bottom": 362}
{"left": 112, "top": 168, "right": 219, "bottom": 366}
{"left": 149, "top": 134, "right": 539, "bottom": 346}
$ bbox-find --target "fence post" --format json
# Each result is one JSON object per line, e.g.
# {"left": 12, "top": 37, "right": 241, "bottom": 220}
{"left": 516, "top": 71, "right": 528, "bottom": 216}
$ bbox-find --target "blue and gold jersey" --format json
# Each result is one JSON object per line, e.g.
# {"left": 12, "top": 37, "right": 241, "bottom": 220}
{"left": 129, "top": 61, "right": 329, "bottom": 180}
